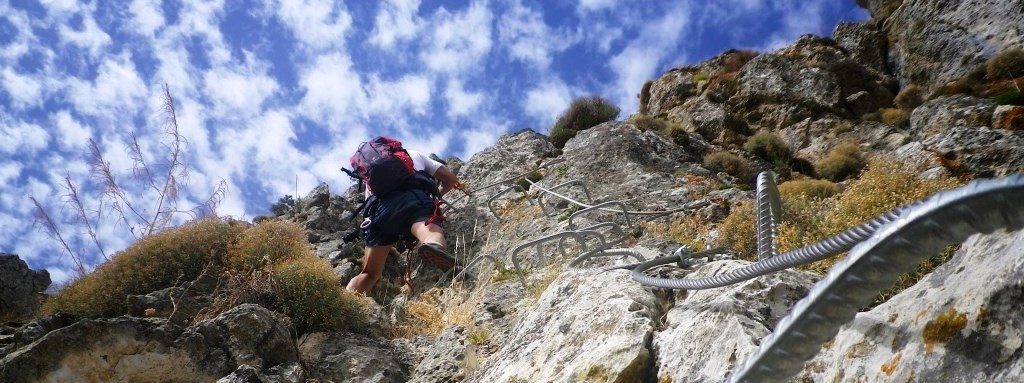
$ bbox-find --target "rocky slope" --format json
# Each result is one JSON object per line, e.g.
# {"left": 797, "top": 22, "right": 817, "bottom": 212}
{"left": 2, "top": 1, "right": 1024, "bottom": 382}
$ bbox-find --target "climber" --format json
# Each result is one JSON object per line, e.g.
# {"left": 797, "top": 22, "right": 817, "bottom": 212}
{"left": 343, "top": 136, "right": 465, "bottom": 294}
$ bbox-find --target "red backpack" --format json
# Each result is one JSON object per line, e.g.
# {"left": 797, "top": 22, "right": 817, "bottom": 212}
{"left": 349, "top": 137, "right": 417, "bottom": 196}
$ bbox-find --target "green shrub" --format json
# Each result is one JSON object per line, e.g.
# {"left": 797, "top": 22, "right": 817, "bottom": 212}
{"left": 986, "top": 48, "right": 1024, "bottom": 81}
{"left": 992, "top": 89, "right": 1024, "bottom": 106}
{"left": 816, "top": 143, "right": 867, "bottom": 182}
{"left": 270, "top": 195, "right": 297, "bottom": 215}
{"left": 894, "top": 85, "right": 925, "bottom": 110}
{"left": 881, "top": 108, "right": 910, "bottom": 127}
{"left": 227, "top": 220, "right": 310, "bottom": 271}
{"left": 42, "top": 218, "right": 242, "bottom": 317}
{"left": 549, "top": 96, "right": 620, "bottom": 149}
{"left": 744, "top": 132, "right": 791, "bottom": 167}
{"left": 692, "top": 71, "right": 711, "bottom": 82}
{"left": 667, "top": 123, "right": 689, "bottom": 146}
{"left": 515, "top": 171, "right": 544, "bottom": 191}
{"left": 703, "top": 151, "right": 754, "bottom": 183}
{"left": 628, "top": 115, "right": 668, "bottom": 132}
{"left": 778, "top": 179, "right": 841, "bottom": 200}
{"left": 272, "top": 257, "right": 365, "bottom": 333}
{"left": 717, "top": 201, "right": 757, "bottom": 260}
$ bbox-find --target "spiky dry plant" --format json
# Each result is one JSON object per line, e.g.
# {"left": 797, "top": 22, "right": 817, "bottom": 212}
{"left": 32, "top": 84, "right": 227, "bottom": 276}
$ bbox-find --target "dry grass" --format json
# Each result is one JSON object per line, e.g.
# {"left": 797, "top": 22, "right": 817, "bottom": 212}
{"left": 744, "top": 132, "right": 791, "bottom": 167}
{"left": 817, "top": 143, "right": 866, "bottom": 182}
{"left": 272, "top": 257, "right": 365, "bottom": 333}
{"left": 881, "top": 108, "right": 910, "bottom": 127}
{"left": 549, "top": 96, "right": 620, "bottom": 149}
{"left": 894, "top": 85, "right": 924, "bottom": 110}
{"left": 986, "top": 48, "right": 1024, "bottom": 81}
{"left": 227, "top": 220, "right": 310, "bottom": 271}
{"left": 777, "top": 179, "right": 841, "bottom": 201}
{"left": 717, "top": 201, "right": 758, "bottom": 260}
{"left": 703, "top": 151, "right": 755, "bottom": 184}
{"left": 389, "top": 289, "right": 447, "bottom": 338}
{"left": 642, "top": 215, "right": 711, "bottom": 251}
{"left": 628, "top": 115, "right": 668, "bottom": 132}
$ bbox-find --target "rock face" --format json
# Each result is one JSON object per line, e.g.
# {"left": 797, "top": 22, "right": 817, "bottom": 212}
{"left": 654, "top": 261, "right": 817, "bottom": 382}
{"left": 298, "top": 332, "right": 409, "bottom": 383}
{"left": 0, "top": 304, "right": 300, "bottom": 383}
{"left": 909, "top": 95, "right": 995, "bottom": 137}
{"left": 466, "top": 269, "right": 661, "bottom": 383}
{"left": 0, "top": 253, "right": 50, "bottom": 322}
{"left": 798, "top": 229, "right": 1024, "bottom": 382}
{"left": 881, "top": 0, "right": 1024, "bottom": 88}
{"left": 457, "top": 129, "right": 554, "bottom": 198}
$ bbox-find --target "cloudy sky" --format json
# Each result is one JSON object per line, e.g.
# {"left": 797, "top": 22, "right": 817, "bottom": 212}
{"left": 0, "top": 0, "right": 867, "bottom": 283}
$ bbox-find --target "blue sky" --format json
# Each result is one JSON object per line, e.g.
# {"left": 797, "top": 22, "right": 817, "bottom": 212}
{"left": 0, "top": 0, "right": 867, "bottom": 283}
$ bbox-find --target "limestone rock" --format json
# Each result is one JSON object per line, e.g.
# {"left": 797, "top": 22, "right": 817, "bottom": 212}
{"left": 304, "top": 183, "right": 331, "bottom": 210}
{"left": 882, "top": 0, "right": 1024, "bottom": 88}
{"left": 833, "top": 21, "right": 889, "bottom": 75}
{"left": 667, "top": 97, "right": 749, "bottom": 147}
{"left": 298, "top": 331, "right": 409, "bottom": 383}
{"left": 457, "top": 129, "right": 554, "bottom": 200}
{"left": 126, "top": 273, "right": 218, "bottom": 325}
{"left": 797, "top": 229, "right": 1024, "bottom": 382}
{"left": 994, "top": 105, "right": 1024, "bottom": 131}
{"left": 910, "top": 95, "right": 995, "bottom": 137}
{"left": 645, "top": 70, "right": 701, "bottom": 117}
{"left": 922, "top": 125, "right": 1024, "bottom": 178}
{"left": 654, "top": 260, "right": 816, "bottom": 382}
{"left": 409, "top": 326, "right": 472, "bottom": 383}
{"left": 736, "top": 52, "right": 843, "bottom": 127}
{"left": 0, "top": 253, "right": 50, "bottom": 322}
{"left": 466, "top": 268, "right": 661, "bottom": 383}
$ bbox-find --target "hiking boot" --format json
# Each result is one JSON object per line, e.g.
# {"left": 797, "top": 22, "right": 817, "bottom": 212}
{"left": 416, "top": 242, "right": 458, "bottom": 270}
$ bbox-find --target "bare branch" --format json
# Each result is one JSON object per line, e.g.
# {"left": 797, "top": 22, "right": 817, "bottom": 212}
{"left": 146, "top": 83, "right": 186, "bottom": 236}
{"left": 88, "top": 138, "right": 150, "bottom": 230}
{"left": 63, "top": 176, "right": 108, "bottom": 261}
{"left": 128, "top": 132, "right": 158, "bottom": 192}
{"left": 31, "top": 197, "right": 86, "bottom": 276}
{"left": 189, "top": 180, "right": 228, "bottom": 219}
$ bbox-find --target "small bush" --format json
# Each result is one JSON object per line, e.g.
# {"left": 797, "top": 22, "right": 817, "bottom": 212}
{"left": 628, "top": 115, "right": 668, "bottom": 132}
{"left": 549, "top": 96, "right": 620, "bottom": 149}
{"left": 272, "top": 257, "right": 365, "bottom": 333}
{"left": 515, "top": 171, "right": 544, "bottom": 191}
{"left": 270, "top": 195, "right": 297, "bottom": 215}
{"left": 986, "top": 48, "right": 1024, "bottom": 81}
{"left": 667, "top": 123, "right": 689, "bottom": 146}
{"left": 227, "top": 220, "right": 310, "bottom": 271}
{"left": 744, "top": 132, "right": 791, "bottom": 167}
{"left": 817, "top": 143, "right": 866, "bottom": 182}
{"left": 703, "top": 151, "right": 754, "bottom": 183}
{"left": 778, "top": 179, "right": 841, "bottom": 200}
{"left": 42, "top": 218, "right": 241, "bottom": 317}
{"left": 992, "top": 89, "right": 1024, "bottom": 106}
{"left": 717, "top": 201, "right": 757, "bottom": 260}
{"left": 894, "top": 85, "right": 925, "bottom": 110}
{"left": 881, "top": 108, "right": 910, "bottom": 127}
{"left": 999, "top": 107, "right": 1024, "bottom": 130}
{"left": 930, "top": 78, "right": 979, "bottom": 99}
{"left": 692, "top": 71, "right": 711, "bottom": 83}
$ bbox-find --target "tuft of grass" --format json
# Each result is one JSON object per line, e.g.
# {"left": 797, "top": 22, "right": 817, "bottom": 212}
{"left": 628, "top": 115, "right": 668, "bottom": 132}
{"left": 227, "top": 220, "right": 310, "bottom": 272}
{"left": 468, "top": 326, "right": 492, "bottom": 345}
{"left": 992, "top": 89, "right": 1024, "bottom": 106}
{"left": 667, "top": 123, "right": 689, "bottom": 146}
{"left": 549, "top": 96, "right": 620, "bottom": 149}
{"left": 389, "top": 289, "right": 446, "bottom": 339}
{"left": 515, "top": 171, "right": 544, "bottom": 192}
{"left": 817, "top": 143, "right": 867, "bottom": 182}
{"left": 744, "top": 132, "right": 792, "bottom": 168}
{"left": 692, "top": 71, "right": 711, "bottom": 83}
{"left": 703, "top": 151, "right": 755, "bottom": 184}
{"left": 986, "top": 47, "right": 1024, "bottom": 81}
{"left": 881, "top": 108, "right": 910, "bottom": 127}
{"left": 41, "top": 218, "right": 242, "bottom": 317}
{"left": 717, "top": 201, "right": 758, "bottom": 260}
{"left": 554, "top": 164, "right": 569, "bottom": 179}
{"left": 272, "top": 257, "right": 366, "bottom": 333}
{"left": 778, "top": 179, "right": 841, "bottom": 201}
{"left": 922, "top": 307, "right": 967, "bottom": 352}
{"left": 894, "top": 85, "right": 925, "bottom": 110}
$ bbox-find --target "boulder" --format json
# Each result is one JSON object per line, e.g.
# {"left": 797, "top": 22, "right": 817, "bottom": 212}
{"left": 298, "top": 331, "right": 409, "bottom": 383}
{"left": 456, "top": 129, "right": 554, "bottom": 200}
{"left": 644, "top": 70, "right": 701, "bottom": 117}
{"left": 833, "top": 21, "right": 889, "bottom": 75}
{"left": 736, "top": 52, "right": 843, "bottom": 127}
{"left": 466, "top": 268, "right": 661, "bottom": 383}
{"left": 921, "top": 125, "right": 1024, "bottom": 178}
{"left": 654, "top": 260, "right": 817, "bottom": 382}
{"left": 0, "top": 253, "right": 50, "bottom": 322}
{"left": 126, "top": 273, "right": 218, "bottom": 325}
{"left": 667, "top": 97, "right": 749, "bottom": 147}
{"left": 304, "top": 183, "right": 331, "bottom": 210}
{"left": 994, "top": 105, "right": 1024, "bottom": 131}
{"left": 797, "top": 229, "right": 1024, "bottom": 382}
{"left": 409, "top": 326, "right": 473, "bottom": 383}
{"left": 910, "top": 95, "right": 995, "bottom": 137}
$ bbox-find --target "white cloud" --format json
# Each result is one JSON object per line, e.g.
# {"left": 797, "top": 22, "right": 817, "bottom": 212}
{"left": 524, "top": 78, "right": 573, "bottom": 127}
{"left": 67, "top": 53, "right": 149, "bottom": 119}
{"left": 369, "top": 0, "right": 422, "bottom": 49}
{"left": 276, "top": 0, "right": 352, "bottom": 51}
{"left": 421, "top": 1, "right": 493, "bottom": 74}
{"left": 1, "top": 68, "right": 43, "bottom": 109}
{"left": 298, "top": 53, "right": 365, "bottom": 124}
{"left": 38, "top": 0, "right": 80, "bottom": 16}
{"left": 0, "top": 122, "right": 50, "bottom": 154}
{"left": 577, "top": 0, "right": 617, "bottom": 13}
{"left": 761, "top": 1, "right": 827, "bottom": 50}
{"left": 58, "top": 12, "right": 111, "bottom": 57}
{"left": 129, "top": 0, "right": 166, "bottom": 36}
{"left": 53, "top": 111, "right": 92, "bottom": 150}
{"left": 498, "top": 1, "right": 576, "bottom": 69}
{"left": 202, "top": 60, "right": 280, "bottom": 118}
{"left": 0, "top": 162, "right": 22, "bottom": 185}
{"left": 460, "top": 123, "right": 506, "bottom": 157}
{"left": 608, "top": 2, "right": 693, "bottom": 113}
{"left": 366, "top": 74, "right": 433, "bottom": 116}
{"left": 444, "top": 79, "right": 483, "bottom": 118}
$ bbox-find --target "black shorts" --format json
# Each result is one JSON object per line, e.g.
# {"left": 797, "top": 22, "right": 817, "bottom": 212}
{"left": 362, "top": 189, "right": 438, "bottom": 246}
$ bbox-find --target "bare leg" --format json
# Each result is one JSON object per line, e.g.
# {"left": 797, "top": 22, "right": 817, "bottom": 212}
{"left": 346, "top": 245, "right": 392, "bottom": 294}
{"left": 410, "top": 222, "right": 445, "bottom": 246}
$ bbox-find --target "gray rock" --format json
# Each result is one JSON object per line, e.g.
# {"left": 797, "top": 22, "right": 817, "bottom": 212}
{"left": 654, "top": 260, "right": 817, "bottom": 383}
{"left": 797, "top": 229, "right": 1024, "bottom": 382}
{"left": 409, "top": 326, "right": 471, "bottom": 383}
{"left": 834, "top": 21, "right": 888, "bottom": 75}
{"left": 922, "top": 125, "right": 1024, "bottom": 178}
{"left": 994, "top": 105, "right": 1024, "bottom": 131}
{"left": 217, "top": 363, "right": 304, "bottom": 383}
{"left": 304, "top": 183, "right": 331, "bottom": 210}
{"left": 667, "top": 97, "right": 749, "bottom": 147}
{"left": 910, "top": 95, "right": 995, "bottom": 137}
{"left": 882, "top": 0, "right": 1024, "bottom": 89}
{"left": 127, "top": 273, "right": 219, "bottom": 325}
{"left": 457, "top": 129, "right": 553, "bottom": 201}
{"left": 645, "top": 70, "right": 701, "bottom": 117}
{"left": 0, "top": 253, "right": 50, "bottom": 322}
{"left": 333, "top": 259, "right": 361, "bottom": 284}
{"left": 298, "top": 331, "right": 409, "bottom": 383}
{"left": 466, "top": 268, "right": 661, "bottom": 383}
{"left": 846, "top": 90, "right": 878, "bottom": 117}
